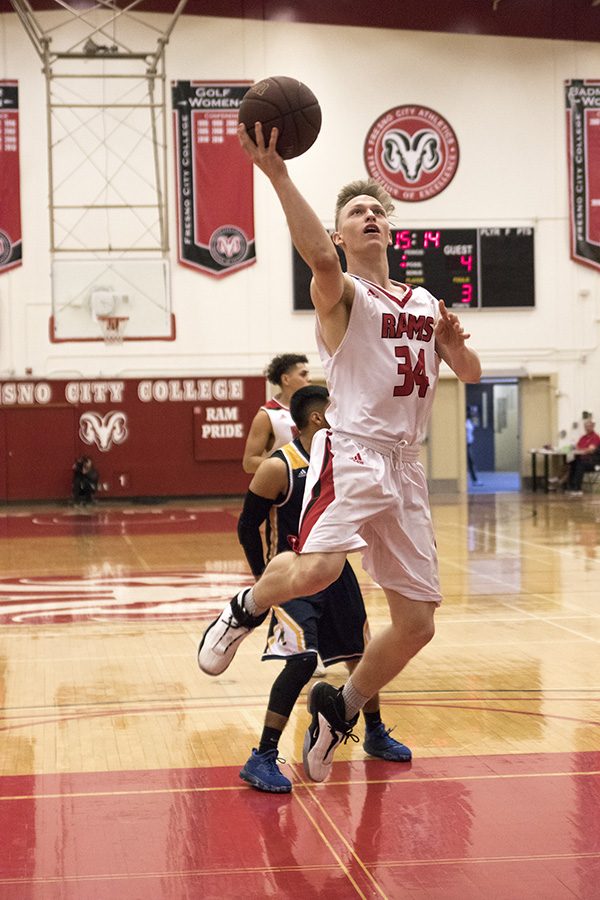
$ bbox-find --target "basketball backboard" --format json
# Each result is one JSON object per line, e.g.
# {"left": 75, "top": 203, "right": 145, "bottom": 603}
{"left": 50, "top": 258, "right": 174, "bottom": 342}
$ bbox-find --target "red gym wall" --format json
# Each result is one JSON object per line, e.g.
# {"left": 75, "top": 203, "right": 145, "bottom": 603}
{"left": 0, "top": 377, "right": 265, "bottom": 501}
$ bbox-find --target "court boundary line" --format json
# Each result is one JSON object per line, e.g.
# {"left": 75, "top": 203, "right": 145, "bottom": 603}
{"left": 1, "top": 766, "right": 599, "bottom": 802}
{"left": 1, "top": 850, "right": 599, "bottom": 888}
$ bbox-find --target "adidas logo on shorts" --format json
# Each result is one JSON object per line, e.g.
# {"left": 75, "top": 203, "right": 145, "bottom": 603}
{"left": 351, "top": 452, "right": 364, "bottom": 464}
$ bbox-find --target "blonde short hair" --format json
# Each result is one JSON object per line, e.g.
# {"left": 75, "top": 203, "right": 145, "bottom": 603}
{"left": 334, "top": 179, "right": 395, "bottom": 229}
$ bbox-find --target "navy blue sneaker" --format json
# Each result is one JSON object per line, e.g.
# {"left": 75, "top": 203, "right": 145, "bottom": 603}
{"left": 239, "top": 748, "right": 292, "bottom": 793}
{"left": 363, "top": 724, "right": 412, "bottom": 762}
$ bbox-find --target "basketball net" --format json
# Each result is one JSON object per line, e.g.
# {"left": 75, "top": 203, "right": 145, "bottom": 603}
{"left": 98, "top": 316, "right": 129, "bottom": 345}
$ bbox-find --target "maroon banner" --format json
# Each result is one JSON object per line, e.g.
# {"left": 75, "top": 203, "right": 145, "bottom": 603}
{"left": 0, "top": 81, "right": 22, "bottom": 274}
{"left": 172, "top": 80, "right": 255, "bottom": 277}
{"left": 566, "top": 79, "right": 600, "bottom": 271}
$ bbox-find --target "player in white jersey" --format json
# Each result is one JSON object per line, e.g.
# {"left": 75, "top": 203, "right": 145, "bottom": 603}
{"left": 200, "top": 121, "right": 481, "bottom": 783}
{"left": 242, "top": 353, "right": 311, "bottom": 474}
{"left": 298, "top": 275, "right": 443, "bottom": 603}
{"left": 259, "top": 397, "right": 295, "bottom": 450}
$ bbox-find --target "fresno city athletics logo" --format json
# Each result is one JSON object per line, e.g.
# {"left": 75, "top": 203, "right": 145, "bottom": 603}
{"left": 364, "top": 105, "right": 459, "bottom": 202}
{"left": 208, "top": 225, "right": 249, "bottom": 267}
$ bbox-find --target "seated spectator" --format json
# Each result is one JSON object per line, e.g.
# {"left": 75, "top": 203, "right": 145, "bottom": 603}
{"left": 72, "top": 456, "right": 99, "bottom": 506}
{"left": 566, "top": 419, "right": 600, "bottom": 495}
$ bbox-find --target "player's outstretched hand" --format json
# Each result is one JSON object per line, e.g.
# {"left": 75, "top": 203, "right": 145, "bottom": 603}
{"left": 434, "top": 299, "right": 471, "bottom": 349}
{"left": 238, "top": 121, "right": 288, "bottom": 181}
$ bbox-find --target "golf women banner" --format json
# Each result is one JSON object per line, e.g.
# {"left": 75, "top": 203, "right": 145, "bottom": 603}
{"left": 172, "top": 81, "right": 255, "bottom": 277}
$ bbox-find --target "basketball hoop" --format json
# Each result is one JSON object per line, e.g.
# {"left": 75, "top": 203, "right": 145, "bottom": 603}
{"left": 98, "top": 315, "right": 128, "bottom": 344}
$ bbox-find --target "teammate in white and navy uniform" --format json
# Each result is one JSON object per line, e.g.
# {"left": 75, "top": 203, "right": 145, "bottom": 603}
{"left": 242, "top": 353, "right": 310, "bottom": 474}
{"left": 200, "top": 124, "right": 481, "bottom": 784}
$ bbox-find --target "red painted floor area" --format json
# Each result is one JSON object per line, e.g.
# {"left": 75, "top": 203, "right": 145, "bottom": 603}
{"left": 0, "top": 506, "right": 240, "bottom": 539}
{"left": 1, "top": 752, "right": 599, "bottom": 899}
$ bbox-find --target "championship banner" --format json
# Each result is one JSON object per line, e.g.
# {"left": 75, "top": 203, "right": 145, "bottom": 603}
{"left": 0, "top": 81, "right": 22, "bottom": 274}
{"left": 565, "top": 79, "right": 600, "bottom": 271}
{"left": 172, "top": 80, "right": 255, "bottom": 277}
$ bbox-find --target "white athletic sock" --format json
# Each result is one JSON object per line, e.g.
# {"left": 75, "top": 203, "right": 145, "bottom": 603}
{"left": 341, "top": 677, "right": 371, "bottom": 721}
{"left": 239, "top": 587, "right": 261, "bottom": 617}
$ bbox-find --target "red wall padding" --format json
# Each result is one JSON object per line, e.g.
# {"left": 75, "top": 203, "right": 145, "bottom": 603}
{"left": 0, "top": 377, "right": 265, "bottom": 501}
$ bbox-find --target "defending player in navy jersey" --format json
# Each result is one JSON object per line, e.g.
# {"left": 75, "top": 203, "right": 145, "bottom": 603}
{"left": 200, "top": 121, "right": 481, "bottom": 784}
{"left": 242, "top": 353, "right": 327, "bottom": 677}
{"left": 237, "top": 385, "right": 411, "bottom": 793}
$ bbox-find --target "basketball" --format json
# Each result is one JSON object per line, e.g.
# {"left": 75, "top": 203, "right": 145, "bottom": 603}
{"left": 238, "top": 76, "right": 322, "bottom": 159}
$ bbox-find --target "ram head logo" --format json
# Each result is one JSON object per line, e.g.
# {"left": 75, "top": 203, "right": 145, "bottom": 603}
{"left": 216, "top": 234, "right": 242, "bottom": 258}
{"left": 382, "top": 129, "right": 441, "bottom": 182}
{"left": 79, "top": 411, "right": 128, "bottom": 452}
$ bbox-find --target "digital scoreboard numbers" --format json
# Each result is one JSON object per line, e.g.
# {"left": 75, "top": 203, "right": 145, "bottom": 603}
{"left": 292, "top": 227, "right": 535, "bottom": 310}
{"left": 388, "top": 227, "right": 535, "bottom": 309}
{"left": 390, "top": 228, "right": 477, "bottom": 307}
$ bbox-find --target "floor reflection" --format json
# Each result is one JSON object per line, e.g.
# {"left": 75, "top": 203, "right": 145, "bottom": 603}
{"left": 0, "top": 495, "right": 598, "bottom": 898}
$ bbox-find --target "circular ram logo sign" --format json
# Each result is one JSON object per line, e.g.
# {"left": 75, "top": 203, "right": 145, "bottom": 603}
{"left": 209, "top": 225, "right": 249, "bottom": 267}
{"left": 0, "top": 230, "right": 12, "bottom": 266}
{"left": 364, "top": 105, "right": 459, "bottom": 202}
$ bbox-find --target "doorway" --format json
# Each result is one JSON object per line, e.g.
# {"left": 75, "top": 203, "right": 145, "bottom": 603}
{"left": 466, "top": 379, "right": 521, "bottom": 493}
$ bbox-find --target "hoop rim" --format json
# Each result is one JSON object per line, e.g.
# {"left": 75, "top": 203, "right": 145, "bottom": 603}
{"left": 97, "top": 315, "right": 129, "bottom": 343}
{"left": 96, "top": 315, "right": 130, "bottom": 324}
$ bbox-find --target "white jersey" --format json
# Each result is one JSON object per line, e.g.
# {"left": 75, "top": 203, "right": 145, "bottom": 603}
{"left": 260, "top": 398, "right": 296, "bottom": 451}
{"left": 315, "top": 276, "right": 441, "bottom": 447}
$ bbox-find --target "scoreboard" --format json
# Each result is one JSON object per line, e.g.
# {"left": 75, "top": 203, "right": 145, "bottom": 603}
{"left": 293, "top": 227, "right": 535, "bottom": 310}
{"left": 390, "top": 227, "right": 534, "bottom": 308}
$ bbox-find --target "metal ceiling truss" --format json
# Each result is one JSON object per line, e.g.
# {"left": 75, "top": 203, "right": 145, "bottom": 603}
{"left": 9, "top": 0, "right": 188, "bottom": 256}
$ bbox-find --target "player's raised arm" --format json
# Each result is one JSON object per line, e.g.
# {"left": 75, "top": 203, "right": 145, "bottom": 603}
{"left": 434, "top": 300, "right": 482, "bottom": 383}
{"left": 238, "top": 122, "right": 346, "bottom": 314}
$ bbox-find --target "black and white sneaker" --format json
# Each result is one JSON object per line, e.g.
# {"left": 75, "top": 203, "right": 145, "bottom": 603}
{"left": 198, "top": 590, "right": 266, "bottom": 676}
{"left": 302, "top": 682, "right": 358, "bottom": 782}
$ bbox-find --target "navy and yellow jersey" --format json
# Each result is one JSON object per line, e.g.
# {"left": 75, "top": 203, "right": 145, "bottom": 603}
{"left": 260, "top": 435, "right": 369, "bottom": 666}
{"left": 267, "top": 437, "right": 309, "bottom": 561}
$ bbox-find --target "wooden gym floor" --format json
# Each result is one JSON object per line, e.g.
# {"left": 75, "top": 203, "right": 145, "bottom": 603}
{"left": 0, "top": 491, "right": 599, "bottom": 899}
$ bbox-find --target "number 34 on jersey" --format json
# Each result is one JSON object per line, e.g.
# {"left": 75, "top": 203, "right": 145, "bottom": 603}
{"left": 381, "top": 311, "right": 434, "bottom": 399}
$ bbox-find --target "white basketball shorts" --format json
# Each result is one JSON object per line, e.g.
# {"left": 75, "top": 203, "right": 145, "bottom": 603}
{"left": 297, "top": 429, "right": 441, "bottom": 604}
